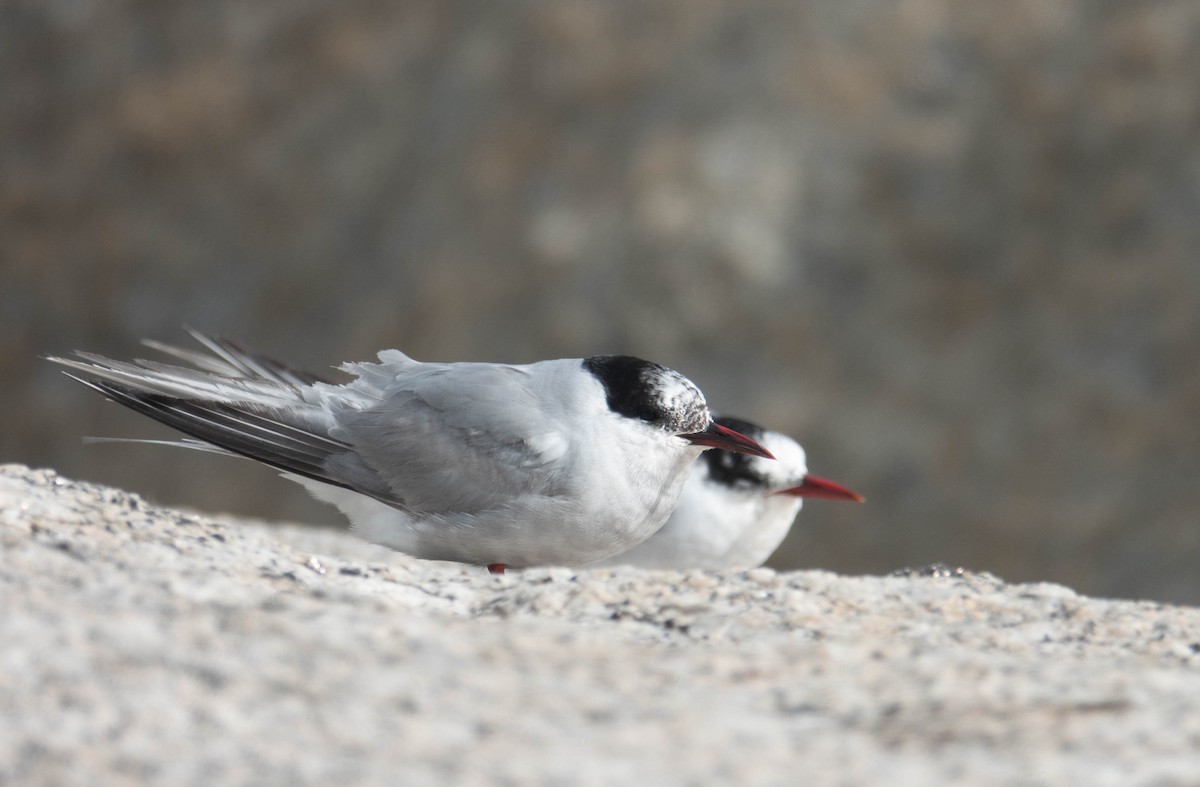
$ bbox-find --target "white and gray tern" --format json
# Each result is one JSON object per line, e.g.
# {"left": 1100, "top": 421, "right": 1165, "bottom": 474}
{"left": 593, "top": 416, "right": 862, "bottom": 570}
{"left": 50, "top": 331, "right": 772, "bottom": 572}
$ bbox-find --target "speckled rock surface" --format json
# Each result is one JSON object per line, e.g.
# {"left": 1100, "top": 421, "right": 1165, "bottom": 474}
{"left": 2, "top": 463, "right": 1199, "bottom": 786}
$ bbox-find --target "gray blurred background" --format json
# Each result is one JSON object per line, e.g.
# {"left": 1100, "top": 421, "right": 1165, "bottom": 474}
{"left": 4, "top": 0, "right": 1198, "bottom": 603}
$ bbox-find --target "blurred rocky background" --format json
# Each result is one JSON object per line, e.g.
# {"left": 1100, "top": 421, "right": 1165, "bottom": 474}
{"left": 3, "top": 0, "right": 1198, "bottom": 603}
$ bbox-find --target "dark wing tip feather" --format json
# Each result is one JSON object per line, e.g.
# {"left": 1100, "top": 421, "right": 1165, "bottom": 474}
{"left": 51, "top": 342, "right": 403, "bottom": 508}
{"left": 66, "top": 375, "right": 400, "bottom": 504}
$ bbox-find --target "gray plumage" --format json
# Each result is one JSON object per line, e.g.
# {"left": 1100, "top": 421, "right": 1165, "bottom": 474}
{"left": 49, "top": 332, "right": 771, "bottom": 568}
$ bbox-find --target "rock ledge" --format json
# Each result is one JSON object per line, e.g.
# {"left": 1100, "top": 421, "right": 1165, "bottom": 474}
{"left": 1, "top": 464, "right": 1198, "bottom": 785}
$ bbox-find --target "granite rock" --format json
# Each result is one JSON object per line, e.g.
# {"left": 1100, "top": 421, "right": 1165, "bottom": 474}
{"left": 2, "top": 464, "right": 1198, "bottom": 785}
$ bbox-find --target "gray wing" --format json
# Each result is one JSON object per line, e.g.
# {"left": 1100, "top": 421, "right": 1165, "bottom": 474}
{"left": 50, "top": 334, "right": 394, "bottom": 504}
{"left": 328, "top": 361, "right": 574, "bottom": 514}
{"left": 52, "top": 337, "right": 571, "bottom": 514}
{"left": 144, "top": 328, "right": 337, "bottom": 387}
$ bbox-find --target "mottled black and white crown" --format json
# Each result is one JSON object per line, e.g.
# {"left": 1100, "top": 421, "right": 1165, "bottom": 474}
{"left": 582, "top": 355, "right": 711, "bottom": 435}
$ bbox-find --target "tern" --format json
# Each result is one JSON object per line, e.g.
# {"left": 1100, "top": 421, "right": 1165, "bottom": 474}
{"left": 592, "top": 416, "right": 862, "bottom": 570}
{"left": 50, "top": 332, "right": 772, "bottom": 573}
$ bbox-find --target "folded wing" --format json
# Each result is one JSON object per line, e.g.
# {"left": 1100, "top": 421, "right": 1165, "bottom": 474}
{"left": 51, "top": 334, "right": 572, "bottom": 516}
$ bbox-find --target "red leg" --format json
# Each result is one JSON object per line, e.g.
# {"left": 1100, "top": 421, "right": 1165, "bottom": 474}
{"left": 487, "top": 563, "right": 507, "bottom": 575}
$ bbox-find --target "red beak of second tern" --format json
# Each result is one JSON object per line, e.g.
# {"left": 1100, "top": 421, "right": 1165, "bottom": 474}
{"left": 775, "top": 474, "right": 864, "bottom": 503}
{"left": 681, "top": 422, "right": 775, "bottom": 460}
